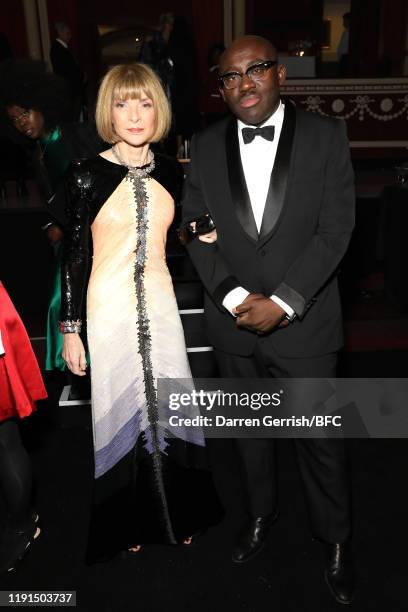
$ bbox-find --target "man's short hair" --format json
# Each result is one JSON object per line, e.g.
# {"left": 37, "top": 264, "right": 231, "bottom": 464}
{"left": 55, "top": 22, "right": 69, "bottom": 35}
{"left": 158, "top": 12, "right": 175, "bottom": 29}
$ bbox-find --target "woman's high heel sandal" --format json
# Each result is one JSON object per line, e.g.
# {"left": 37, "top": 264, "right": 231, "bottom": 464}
{"left": 182, "top": 528, "right": 207, "bottom": 546}
{"left": 0, "top": 512, "right": 41, "bottom": 574}
{"left": 120, "top": 544, "right": 142, "bottom": 558}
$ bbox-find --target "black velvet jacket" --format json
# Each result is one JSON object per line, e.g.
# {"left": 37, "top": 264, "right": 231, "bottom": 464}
{"left": 60, "top": 152, "right": 183, "bottom": 323}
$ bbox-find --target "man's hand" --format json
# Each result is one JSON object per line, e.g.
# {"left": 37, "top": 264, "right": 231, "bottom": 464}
{"left": 198, "top": 229, "right": 217, "bottom": 243}
{"left": 235, "top": 293, "right": 289, "bottom": 333}
{"left": 232, "top": 292, "right": 263, "bottom": 316}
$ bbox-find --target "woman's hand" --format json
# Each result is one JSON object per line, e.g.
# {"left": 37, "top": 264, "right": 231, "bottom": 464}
{"left": 62, "top": 333, "right": 87, "bottom": 376}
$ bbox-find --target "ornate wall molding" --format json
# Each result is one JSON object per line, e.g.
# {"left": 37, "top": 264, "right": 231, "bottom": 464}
{"left": 281, "top": 78, "right": 408, "bottom": 150}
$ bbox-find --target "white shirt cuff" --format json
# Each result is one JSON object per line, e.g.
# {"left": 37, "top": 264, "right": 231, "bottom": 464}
{"left": 0, "top": 331, "right": 5, "bottom": 356}
{"left": 223, "top": 287, "right": 250, "bottom": 316}
{"left": 271, "top": 294, "right": 295, "bottom": 318}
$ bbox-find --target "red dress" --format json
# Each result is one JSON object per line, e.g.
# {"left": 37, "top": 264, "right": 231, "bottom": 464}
{"left": 0, "top": 282, "right": 47, "bottom": 421}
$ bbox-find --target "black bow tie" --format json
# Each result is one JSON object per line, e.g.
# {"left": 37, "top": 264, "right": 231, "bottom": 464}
{"left": 241, "top": 125, "right": 275, "bottom": 144}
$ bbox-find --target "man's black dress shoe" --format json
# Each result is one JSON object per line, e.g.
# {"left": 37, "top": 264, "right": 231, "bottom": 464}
{"left": 325, "top": 542, "right": 354, "bottom": 605}
{"left": 232, "top": 511, "right": 278, "bottom": 563}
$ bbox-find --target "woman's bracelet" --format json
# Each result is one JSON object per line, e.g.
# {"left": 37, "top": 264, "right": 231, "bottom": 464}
{"left": 59, "top": 319, "right": 82, "bottom": 334}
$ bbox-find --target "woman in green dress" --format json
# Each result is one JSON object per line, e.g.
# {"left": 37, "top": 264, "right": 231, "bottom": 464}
{"left": 0, "top": 60, "right": 103, "bottom": 375}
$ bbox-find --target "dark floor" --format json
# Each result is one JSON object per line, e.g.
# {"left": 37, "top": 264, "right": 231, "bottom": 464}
{"left": 2, "top": 174, "right": 408, "bottom": 610}
{"left": 1, "top": 347, "right": 408, "bottom": 612}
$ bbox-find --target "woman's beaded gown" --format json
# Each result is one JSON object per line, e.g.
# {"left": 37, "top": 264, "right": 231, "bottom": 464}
{"left": 61, "top": 153, "right": 223, "bottom": 562}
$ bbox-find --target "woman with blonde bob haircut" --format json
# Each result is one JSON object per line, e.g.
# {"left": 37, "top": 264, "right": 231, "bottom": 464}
{"left": 95, "top": 63, "right": 171, "bottom": 144}
{"left": 60, "top": 63, "right": 223, "bottom": 563}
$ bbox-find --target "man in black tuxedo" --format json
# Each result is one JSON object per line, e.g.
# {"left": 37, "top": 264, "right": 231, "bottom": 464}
{"left": 181, "top": 36, "right": 355, "bottom": 604}
{"left": 50, "top": 22, "right": 84, "bottom": 121}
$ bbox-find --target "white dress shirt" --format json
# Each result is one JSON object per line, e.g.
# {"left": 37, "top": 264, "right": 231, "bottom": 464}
{"left": 222, "top": 101, "right": 295, "bottom": 319}
{"left": 0, "top": 331, "right": 4, "bottom": 356}
{"left": 238, "top": 101, "right": 284, "bottom": 232}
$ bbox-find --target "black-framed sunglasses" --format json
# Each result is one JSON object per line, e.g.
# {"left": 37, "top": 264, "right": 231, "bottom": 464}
{"left": 219, "top": 60, "right": 278, "bottom": 90}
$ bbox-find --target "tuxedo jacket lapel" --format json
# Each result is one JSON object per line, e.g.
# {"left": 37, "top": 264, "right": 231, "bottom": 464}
{"left": 225, "top": 118, "right": 258, "bottom": 242}
{"left": 258, "top": 100, "right": 297, "bottom": 243}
